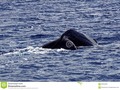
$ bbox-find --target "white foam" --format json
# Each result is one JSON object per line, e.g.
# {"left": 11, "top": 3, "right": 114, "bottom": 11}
{"left": 4, "top": 51, "right": 19, "bottom": 55}
{"left": 27, "top": 46, "right": 52, "bottom": 54}
{"left": 56, "top": 48, "right": 65, "bottom": 52}
{"left": 3, "top": 46, "right": 66, "bottom": 56}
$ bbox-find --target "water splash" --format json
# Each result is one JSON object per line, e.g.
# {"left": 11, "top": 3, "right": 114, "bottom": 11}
{"left": 3, "top": 46, "right": 66, "bottom": 56}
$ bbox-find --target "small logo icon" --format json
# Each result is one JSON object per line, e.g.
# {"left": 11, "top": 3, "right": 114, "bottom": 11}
{"left": 1, "top": 82, "right": 7, "bottom": 89}
{"left": 77, "top": 82, "right": 82, "bottom": 85}
{"left": 98, "top": 83, "right": 101, "bottom": 89}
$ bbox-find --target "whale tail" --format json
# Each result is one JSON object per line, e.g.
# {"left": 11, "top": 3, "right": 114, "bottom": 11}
{"left": 42, "top": 29, "right": 97, "bottom": 50}
{"left": 42, "top": 36, "right": 77, "bottom": 50}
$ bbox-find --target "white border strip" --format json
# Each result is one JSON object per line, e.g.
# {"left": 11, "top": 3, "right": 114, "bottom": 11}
{"left": 0, "top": 82, "right": 120, "bottom": 90}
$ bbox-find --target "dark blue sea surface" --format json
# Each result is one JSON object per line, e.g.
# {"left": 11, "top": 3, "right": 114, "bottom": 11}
{"left": 0, "top": 0, "right": 120, "bottom": 81}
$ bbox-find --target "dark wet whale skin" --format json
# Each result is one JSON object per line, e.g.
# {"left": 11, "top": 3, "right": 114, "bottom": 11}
{"left": 42, "top": 29, "right": 97, "bottom": 50}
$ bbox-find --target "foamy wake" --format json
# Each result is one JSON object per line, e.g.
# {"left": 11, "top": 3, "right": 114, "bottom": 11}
{"left": 3, "top": 46, "right": 65, "bottom": 56}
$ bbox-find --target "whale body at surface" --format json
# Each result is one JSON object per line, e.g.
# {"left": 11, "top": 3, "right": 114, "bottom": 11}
{"left": 42, "top": 29, "right": 97, "bottom": 50}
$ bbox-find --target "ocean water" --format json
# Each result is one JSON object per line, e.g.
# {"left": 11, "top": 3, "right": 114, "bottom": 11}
{"left": 0, "top": 0, "right": 120, "bottom": 81}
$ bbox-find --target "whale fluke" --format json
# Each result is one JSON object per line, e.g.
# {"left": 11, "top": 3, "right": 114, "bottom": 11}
{"left": 42, "top": 29, "right": 97, "bottom": 50}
